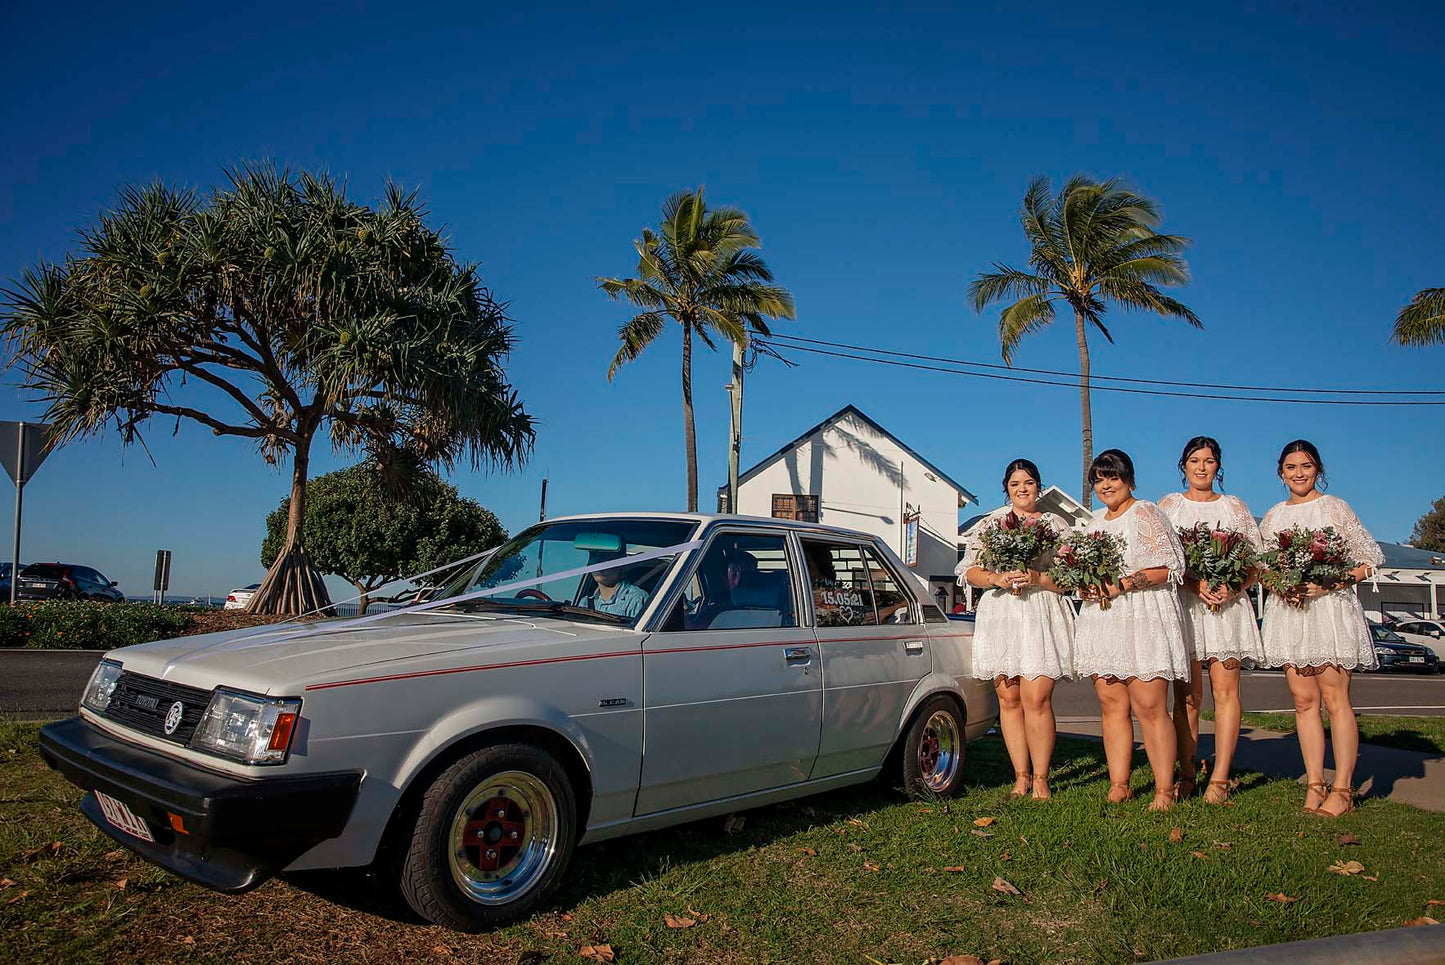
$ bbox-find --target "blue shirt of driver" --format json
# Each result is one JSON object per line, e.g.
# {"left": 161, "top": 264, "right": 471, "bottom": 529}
{"left": 577, "top": 581, "right": 647, "bottom": 619}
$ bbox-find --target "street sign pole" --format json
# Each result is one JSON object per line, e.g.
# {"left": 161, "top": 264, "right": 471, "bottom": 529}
{"left": 10, "top": 423, "right": 23, "bottom": 604}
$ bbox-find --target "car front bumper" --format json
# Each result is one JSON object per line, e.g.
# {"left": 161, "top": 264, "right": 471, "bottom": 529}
{"left": 1377, "top": 653, "right": 1439, "bottom": 672}
{"left": 39, "top": 716, "right": 362, "bottom": 893}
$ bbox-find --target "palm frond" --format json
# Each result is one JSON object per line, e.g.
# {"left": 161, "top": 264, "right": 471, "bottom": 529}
{"left": 607, "top": 311, "right": 666, "bottom": 381}
{"left": 997, "top": 293, "right": 1057, "bottom": 364}
{"left": 969, "top": 265, "right": 1049, "bottom": 311}
{"left": 1392, "top": 288, "right": 1445, "bottom": 346}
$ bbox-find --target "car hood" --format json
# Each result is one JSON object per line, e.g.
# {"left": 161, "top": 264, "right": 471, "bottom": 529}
{"left": 110, "top": 610, "right": 636, "bottom": 694}
{"left": 1374, "top": 640, "right": 1426, "bottom": 653}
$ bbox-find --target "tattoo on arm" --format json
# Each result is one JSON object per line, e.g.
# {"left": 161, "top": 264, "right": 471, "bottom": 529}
{"left": 1126, "top": 570, "right": 1150, "bottom": 591}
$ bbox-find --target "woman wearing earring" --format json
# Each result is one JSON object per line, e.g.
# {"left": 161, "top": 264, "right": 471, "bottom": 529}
{"left": 1073, "top": 449, "right": 1191, "bottom": 811}
{"left": 1158, "top": 437, "right": 1266, "bottom": 804}
{"left": 957, "top": 459, "right": 1075, "bottom": 799}
{"left": 1260, "top": 440, "right": 1383, "bottom": 817}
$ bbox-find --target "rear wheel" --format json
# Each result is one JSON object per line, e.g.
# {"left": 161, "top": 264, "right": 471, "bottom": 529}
{"left": 396, "top": 743, "right": 576, "bottom": 931}
{"left": 899, "top": 695, "right": 966, "bottom": 799}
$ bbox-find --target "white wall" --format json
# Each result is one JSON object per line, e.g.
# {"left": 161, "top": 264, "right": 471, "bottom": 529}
{"left": 735, "top": 410, "right": 965, "bottom": 604}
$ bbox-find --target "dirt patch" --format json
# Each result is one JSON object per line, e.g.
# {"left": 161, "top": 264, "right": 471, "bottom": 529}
{"left": 179, "top": 611, "right": 292, "bottom": 636}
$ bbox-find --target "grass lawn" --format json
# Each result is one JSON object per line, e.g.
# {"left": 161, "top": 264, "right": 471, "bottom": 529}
{"left": 1205, "top": 711, "right": 1445, "bottom": 756}
{"left": 4, "top": 719, "right": 1445, "bottom": 965}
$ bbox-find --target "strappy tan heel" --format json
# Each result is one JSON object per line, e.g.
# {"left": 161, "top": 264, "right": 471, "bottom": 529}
{"left": 1314, "top": 785, "right": 1356, "bottom": 818}
{"left": 1302, "top": 780, "right": 1329, "bottom": 814}
{"left": 1009, "top": 771, "right": 1032, "bottom": 798}
{"left": 1031, "top": 774, "right": 1051, "bottom": 800}
{"left": 1202, "top": 779, "right": 1231, "bottom": 805}
{"left": 1108, "top": 781, "right": 1134, "bottom": 803}
{"left": 1148, "top": 784, "right": 1175, "bottom": 812}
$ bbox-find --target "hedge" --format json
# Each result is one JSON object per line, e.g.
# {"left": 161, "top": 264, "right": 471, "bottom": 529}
{"left": 0, "top": 601, "right": 194, "bottom": 650}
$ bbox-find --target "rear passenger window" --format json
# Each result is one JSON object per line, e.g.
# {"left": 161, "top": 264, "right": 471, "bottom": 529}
{"left": 665, "top": 533, "right": 796, "bottom": 631}
{"left": 801, "top": 541, "right": 877, "bottom": 627}
{"left": 864, "top": 549, "right": 913, "bottom": 624}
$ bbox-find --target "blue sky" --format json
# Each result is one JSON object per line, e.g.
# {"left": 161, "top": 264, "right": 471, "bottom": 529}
{"left": 1, "top": 1, "right": 1441, "bottom": 597}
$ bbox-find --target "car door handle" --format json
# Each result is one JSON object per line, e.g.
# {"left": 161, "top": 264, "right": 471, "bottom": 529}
{"left": 904, "top": 640, "right": 925, "bottom": 654}
{"left": 784, "top": 647, "right": 812, "bottom": 663}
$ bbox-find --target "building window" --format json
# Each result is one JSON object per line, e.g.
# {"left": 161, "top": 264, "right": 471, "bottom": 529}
{"left": 772, "top": 493, "right": 819, "bottom": 522}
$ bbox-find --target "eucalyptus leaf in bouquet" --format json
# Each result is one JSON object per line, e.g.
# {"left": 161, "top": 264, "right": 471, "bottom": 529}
{"left": 1047, "top": 531, "right": 1128, "bottom": 610}
{"left": 976, "top": 512, "right": 1063, "bottom": 595}
{"left": 1178, "top": 523, "right": 1257, "bottom": 612}
{"left": 1258, "top": 525, "right": 1354, "bottom": 609}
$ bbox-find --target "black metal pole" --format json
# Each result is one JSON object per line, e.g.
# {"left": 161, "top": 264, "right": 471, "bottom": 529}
{"left": 10, "top": 422, "right": 23, "bottom": 605}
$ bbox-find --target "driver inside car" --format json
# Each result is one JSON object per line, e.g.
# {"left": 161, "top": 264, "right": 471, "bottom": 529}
{"left": 575, "top": 550, "right": 647, "bottom": 619}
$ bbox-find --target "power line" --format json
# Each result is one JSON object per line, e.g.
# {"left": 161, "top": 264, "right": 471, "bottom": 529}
{"left": 757, "top": 339, "right": 1445, "bottom": 406}
{"left": 768, "top": 333, "right": 1445, "bottom": 397}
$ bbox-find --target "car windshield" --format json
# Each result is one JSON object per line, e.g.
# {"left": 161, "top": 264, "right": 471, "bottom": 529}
{"left": 1371, "top": 625, "right": 1405, "bottom": 644}
{"left": 436, "top": 518, "right": 698, "bottom": 626}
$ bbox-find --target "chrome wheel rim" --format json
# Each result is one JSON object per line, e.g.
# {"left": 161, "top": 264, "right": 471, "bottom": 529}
{"left": 447, "top": 770, "right": 558, "bottom": 906}
{"left": 919, "top": 710, "right": 960, "bottom": 792}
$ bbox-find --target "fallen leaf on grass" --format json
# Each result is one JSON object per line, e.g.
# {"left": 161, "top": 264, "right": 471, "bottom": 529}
{"left": 1093, "top": 878, "right": 1109, "bottom": 893}
{"left": 846, "top": 843, "right": 863, "bottom": 853}
{"left": 103, "top": 849, "right": 125, "bottom": 861}
{"left": 973, "top": 817, "right": 996, "bottom": 827}
{"left": 863, "top": 861, "right": 881, "bottom": 872}
{"left": 1169, "top": 827, "right": 1183, "bottom": 843}
{"left": 580, "top": 944, "right": 616, "bottom": 962}
{"left": 1265, "top": 893, "right": 1298, "bottom": 904}
{"left": 919, "top": 807, "right": 935, "bottom": 814}
{"left": 942, "top": 866, "right": 967, "bottom": 873}
{"left": 1363, "top": 875, "right": 1379, "bottom": 882}
{"left": 797, "top": 847, "right": 817, "bottom": 857}
{"left": 432, "top": 946, "right": 452, "bottom": 956}
{"left": 1428, "top": 900, "right": 1445, "bottom": 908}
{"left": 1000, "top": 851, "right": 1012, "bottom": 861}
{"left": 664, "top": 914, "right": 696, "bottom": 929}
{"left": 849, "top": 818, "right": 870, "bottom": 829}
{"left": 4, "top": 890, "right": 29, "bottom": 904}
{"left": 1337, "top": 834, "right": 1362, "bottom": 846}
{"left": 990, "top": 876, "right": 1023, "bottom": 897}
{"left": 1329, "top": 860, "right": 1366, "bottom": 876}
{"left": 0, "top": 878, "right": 14, "bottom": 890}
{"left": 686, "top": 909, "right": 710, "bottom": 924}
{"left": 544, "top": 931, "right": 568, "bottom": 939}
{"left": 970, "top": 830, "right": 995, "bottom": 838}
{"left": 1191, "top": 851, "right": 1207, "bottom": 860}
{"left": 180, "top": 937, "right": 195, "bottom": 946}
{"left": 1406, "top": 917, "right": 1440, "bottom": 927}
{"left": 114, "top": 878, "right": 128, "bottom": 890}
{"left": 939, "top": 956, "right": 987, "bottom": 965}
{"left": 1214, "top": 842, "right": 1233, "bottom": 851}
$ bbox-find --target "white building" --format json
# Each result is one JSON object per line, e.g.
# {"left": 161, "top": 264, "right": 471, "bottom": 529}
{"left": 721, "top": 404, "right": 977, "bottom": 608}
{"left": 1359, "top": 542, "right": 1445, "bottom": 622}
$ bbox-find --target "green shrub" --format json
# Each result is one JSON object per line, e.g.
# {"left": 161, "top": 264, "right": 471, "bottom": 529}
{"left": 2, "top": 601, "right": 193, "bottom": 650}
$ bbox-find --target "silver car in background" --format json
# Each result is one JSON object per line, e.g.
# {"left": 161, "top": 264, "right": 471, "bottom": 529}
{"left": 40, "top": 513, "right": 997, "bottom": 931}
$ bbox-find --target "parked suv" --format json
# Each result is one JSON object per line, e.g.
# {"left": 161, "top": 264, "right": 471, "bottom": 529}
{"left": 15, "top": 563, "right": 123, "bottom": 602}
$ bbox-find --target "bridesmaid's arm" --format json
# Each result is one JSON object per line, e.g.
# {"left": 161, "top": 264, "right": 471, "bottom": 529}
{"left": 1028, "top": 569, "right": 1067, "bottom": 594}
{"left": 1103, "top": 566, "right": 1172, "bottom": 599}
{"left": 965, "top": 566, "right": 1009, "bottom": 590}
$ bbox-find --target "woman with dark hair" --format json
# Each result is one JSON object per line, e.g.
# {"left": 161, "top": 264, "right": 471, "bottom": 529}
{"left": 1158, "top": 436, "right": 1266, "bottom": 803}
{"left": 1073, "top": 449, "right": 1191, "bottom": 811}
{"left": 956, "top": 458, "right": 1075, "bottom": 799}
{"left": 1260, "top": 440, "right": 1383, "bottom": 817}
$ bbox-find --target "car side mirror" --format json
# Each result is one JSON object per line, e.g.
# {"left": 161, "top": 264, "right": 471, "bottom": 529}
{"left": 111, "top": 580, "right": 119, "bottom": 587}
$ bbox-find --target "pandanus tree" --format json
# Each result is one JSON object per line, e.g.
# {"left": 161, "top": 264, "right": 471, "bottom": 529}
{"left": 969, "top": 176, "right": 1201, "bottom": 508}
{"left": 1391, "top": 288, "right": 1445, "bottom": 347}
{"left": 2, "top": 164, "right": 533, "bottom": 613}
{"left": 598, "top": 188, "right": 795, "bottom": 511}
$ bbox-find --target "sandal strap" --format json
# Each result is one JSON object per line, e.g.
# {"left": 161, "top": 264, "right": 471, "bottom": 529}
{"left": 1207, "top": 780, "right": 1230, "bottom": 787}
{"left": 1306, "top": 781, "right": 1330, "bottom": 792}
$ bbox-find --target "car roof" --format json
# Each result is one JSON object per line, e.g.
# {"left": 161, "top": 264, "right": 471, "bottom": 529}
{"left": 534, "top": 511, "right": 883, "bottom": 545}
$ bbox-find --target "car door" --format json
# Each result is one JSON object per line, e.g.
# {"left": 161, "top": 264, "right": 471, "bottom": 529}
{"left": 802, "top": 537, "right": 931, "bottom": 778}
{"left": 635, "top": 528, "right": 822, "bottom": 815}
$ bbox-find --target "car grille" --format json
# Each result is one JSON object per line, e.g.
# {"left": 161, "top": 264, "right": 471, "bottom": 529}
{"left": 102, "top": 673, "right": 212, "bottom": 745}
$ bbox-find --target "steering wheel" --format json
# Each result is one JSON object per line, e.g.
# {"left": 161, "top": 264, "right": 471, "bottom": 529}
{"left": 515, "top": 588, "right": 553, "bottom": 602}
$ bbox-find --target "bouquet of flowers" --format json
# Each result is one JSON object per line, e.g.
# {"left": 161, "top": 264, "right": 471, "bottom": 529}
{"left": 1177, "top": 523, "right": 1258, "bottom": 612}
{"left": 1047, "top": 531, "right": 1128, "bottom": 610}
{"left": 1257, "top": 525, "right": 1354, "bottom": 609}
{"left": 976, "top": 512, "right": 1063, "bottom": 594}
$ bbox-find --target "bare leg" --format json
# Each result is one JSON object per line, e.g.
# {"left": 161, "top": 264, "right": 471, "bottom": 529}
{"left": 1205, "top": 661, "right": 1243, "bottom": 802}
{"left": 1285, "top": 667, "right": 1328, "bottom": 811}
{"left": 1095, "top": 677, "right": 1134, "bottom": 801}
{"left": 1129, "top": 677, "right": 1178, "bottom": 810}
{"left": 1172, "top": 662, "right": 1203, "bottom": 795}
{"left": 994, "top": 677, "right": 1030, "bottom": 795}
{"left": 1315, "top": 667, "right": 1359, "bottom": 816}
{"left": 1020, "top": 676, "right": 1057, "bottom": 798}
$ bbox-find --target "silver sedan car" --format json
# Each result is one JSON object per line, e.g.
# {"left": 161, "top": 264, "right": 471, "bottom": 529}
{"left": 40, "top": 513, "right": 997, "bottom": 930}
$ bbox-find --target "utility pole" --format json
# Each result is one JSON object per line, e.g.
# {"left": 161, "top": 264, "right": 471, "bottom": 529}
{"left": 11, "top": 424, "right": 24, "bottom": 605}
{"left": 725, "top": 341, "right": 745, "bottom": 513}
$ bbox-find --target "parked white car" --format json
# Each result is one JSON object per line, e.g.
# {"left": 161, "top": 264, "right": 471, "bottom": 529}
{"left": 40, "top": 513, "right": 996, "bottom": 931}
{"left": 1394, "top": 618, "right": 1445, "bottom": 660}
{"left": 222, "top": 583, "right": 261, "bottom": 610}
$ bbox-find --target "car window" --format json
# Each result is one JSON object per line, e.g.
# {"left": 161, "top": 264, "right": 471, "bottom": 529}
{"left": 800, "top": 540, "right": 878, "bottom": 627}
{"left": 1371, "top": 625, "right": 1404, "bottom": 643}
{"left": 664, "top": 532, "right": 796, "bottom": 631}
{"left": 21, "top": 563, "right": 67, "bottom": 579}
{"left": 863, "top": 548, "right": 914, "bottom": 624}
{"left": 920, "top": 601, "right": 949, "bottom": 624}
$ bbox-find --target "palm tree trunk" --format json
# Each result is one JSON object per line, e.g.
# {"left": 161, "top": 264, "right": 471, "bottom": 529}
{"left": 1075, "top": 310, "right": 1094, "bottom": 511}
{"left": 682, "top": 324, "right": 698, "bottom": 511}
{"left": 246, "top": 441, "right": 333, "bottom": 615}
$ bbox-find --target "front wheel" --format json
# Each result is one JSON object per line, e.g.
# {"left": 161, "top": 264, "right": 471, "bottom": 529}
{"left": 899, "top": 695, "right": 966, "bottom": 799}
{"left": 396, "top": 743, "right": 577, "bottom": 931}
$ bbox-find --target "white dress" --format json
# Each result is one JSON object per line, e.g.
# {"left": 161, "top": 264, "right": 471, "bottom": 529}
{"left": 955, "top": 507, "right": 1076, "bottom": 681}
{"left": 1157, "top": 492, "right": 1267, "bottom": 668}
{"left": 1259, "top": 495, "right": 1383, "bottom": 672}
{"left": 1073, "top": 500, "right": 1192, "bottom": 682}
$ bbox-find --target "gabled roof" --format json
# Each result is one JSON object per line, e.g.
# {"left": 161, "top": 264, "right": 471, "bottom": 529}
{"left": 1380, "top": 542, "right": 1445, "bottom": 572}
{"left": 725, "top": 404, "right": 977, "bottom": 505}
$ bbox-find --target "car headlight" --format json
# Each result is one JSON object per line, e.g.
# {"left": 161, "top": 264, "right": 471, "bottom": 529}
{"left": 190, "top": 689, "right": 301, "bottom": 765}
{"left": 80, "top": 659, "right": 124, "bottom": 713}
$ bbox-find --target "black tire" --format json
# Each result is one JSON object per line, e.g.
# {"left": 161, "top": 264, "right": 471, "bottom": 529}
{"left": 899, "top": 695, "right": 967, "bottom": 799}
{"left": 396, "top": 742, "right": 576, "bottom": 932}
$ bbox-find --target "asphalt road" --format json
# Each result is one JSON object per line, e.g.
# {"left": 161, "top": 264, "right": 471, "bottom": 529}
{"left": 0, "top": 650, "right": 104, "bottom": 720}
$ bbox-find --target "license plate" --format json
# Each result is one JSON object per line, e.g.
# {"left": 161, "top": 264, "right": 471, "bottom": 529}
{"left": 1409, "top": 656, "right": 1425, "bottom": 663}
{"left": 25, "top": 582, "right": 46, "bottom": 589}
{"left": 95, "top": 791, "right": 155, "bottom": 843}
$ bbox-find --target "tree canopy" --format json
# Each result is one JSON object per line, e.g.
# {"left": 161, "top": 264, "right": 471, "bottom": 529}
{"left": 1412, "top": 496, "right": 1445, "bottom": 554}
{"left": 261, "top": 463, "right": 507, "bottom": 614}
{"left": 2, "top": 164, "right": 533, "bottom": 612}
{"left": 598, "top": 187, "right": 795, "bottom": 511}
{"left": 1392, "top": 288, "right": 1445, "bottom": 347}
{"left": 969, "top": 175, "right": 1200, "bottom": 507}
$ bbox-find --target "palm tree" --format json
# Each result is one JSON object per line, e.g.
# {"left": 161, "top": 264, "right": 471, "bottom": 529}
{"left": 969, "top": 176, "right": 1201, "bottom": 508}
{"left": 599, "top": 188, "right": 795, "bottom": 511}
{"left": 1391, "top": 288, "right": 1445, "bottom": 346}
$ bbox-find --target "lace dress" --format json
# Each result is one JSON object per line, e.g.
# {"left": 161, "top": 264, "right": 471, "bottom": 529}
{"left": 1259, "top": 495, "right": 1383, "bottom": 672}
{"left": 955, "top": 507, "right": 1075, "bottom": 681}
{"left": 1073, "top": 500, "right": 1192, "bottom": 682}
{"left": 1157, "top": 492, "right": 1267, "bottom": 668}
